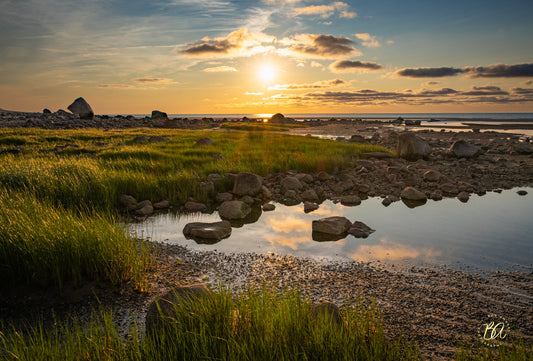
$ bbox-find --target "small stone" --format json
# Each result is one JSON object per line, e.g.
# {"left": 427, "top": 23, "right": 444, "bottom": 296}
{"left": 423, "top": 170, "right": 441, "bottom": 182}
{"left": 136, "top": 200, "right": 154, "bottom": 216}
{"left": 218, "top": 200, "right": 251, "bottom": 220}
{"left": 195, "top": 137, "right": 215, "bottom": 146}
{"left": 184, "top": 201, "right": 207, "bottom": 212}
{"left": 304, "top": 201, "right": 319, "bottom": 213}
{"left": 232, "top": 172, "right": 263, "bottom": 196}
{"left": 517, "top": 190, "right": 528, "bottom": 196}
{"left": 400, "top": 187, "right": 427, "bottom": 201}
{"left": 348, "top": 221, "right": 375, "bottom": 238}
{"left": 262, "top": 203, "right": 276, "bottom": 211}
{"left": 457, "top": 191, "right": 470, "bottom": 203}
{"left": 301, "top": 189, "right": 319, "bottom": 202}
{"left": 312, "top": 216, "right": 352, "bottom": 235}
{"left": 153, "top": 200, "right": 171, "bottom": 209}
{"left": 120, "top": 194, "right": 137, "bottom": 211}
{"left": 183, "top": 221, "right": 232, "bottom": 241}
{"left": 310, "top": 302, "right": 342, "bottom": 324}
{"left": 216, "top": 192, "right": 233, "bottom": 202}
{"left": 340, "top": 195, "right": 361, "bottom": 206}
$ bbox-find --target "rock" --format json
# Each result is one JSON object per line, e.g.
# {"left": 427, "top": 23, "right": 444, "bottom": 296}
{"left": 136, "top": 200, "right": 154, "bottom": 216}
{"left": 43, "top": 108, "right": 52, "bottom": 114}
{"left": 218, "top": 200, "right": 251, "bottom": 220}
{"left": 430, "top": 190, "right": 443, "bottom": 201}
{"left": 317, "top": 171, "right": 330, "bottom": 181}
{"left": 397, "top": 132, "right": 431, "bottom": 161}
{"left": 133, "top": 135, "right": 149, "bottom": 143}
{"left": 296, "top": 173, "right": 314, "bottom": 183}
{"left": 241, "top": 195, "right": 255, "bottom": 204}
{"left": 67, "top": 97, "right": 94, "bottom": 120}
{"left": 151, "top": 110, "right": 168, "bottom": 120}
{"left": 184, "top": 201, "right": 207, "bottom": 212}
{"left": 359, "top": 152, "right": 394, "bottom": 159}
{"left": 149, "top": 136, "right": 167, "bottom": 142}
{"left": 340, "top": 195, "right": 361, "bottom": 206}
{"left": 348, "top": 221, "right": 375, "bottom": 238}
{"left": 261, "top": 186, "right": 272, "bottom": 200}
{"left": 262, "top": 203, "right": 276, "bottom": 211}
{"left": 301, "top": 189, "right": 319, "bottom": 202}
{"left": 514, "top": 143, "right": 533, "bottom": 155}
{"left": 447, "top": 140, "right": 480, "bottom": 158}
{"left": 310, "top": 302, "right": 341, "bottom": 324}
{"left": 382, "top": 195, "right": 399, "bottom": 207}
{"left": 312, "top": 216, "right": 352, "bottom": 235}
{"left": 349, "top": 134, "right": 366, "bottom": 143}
{"left": 195, "top": 137, "right": 215, "bottom": 146}
{"left": 269, "top": 113, "right": 292, "bottom": 124}
{"left": 232, "top": 172, "right": 263, "bottom": 196}
{"left": 517, "top": 190, "right": 528, "bottom": 196}
{"left": 457, "top": 191, "right": 470, "bottom": 203}
{"left": 120, "top": 194, "right": 137, "bottom": 211}
{"left": 423, "top": 170, "right": 441, "bottom": 182}
{"left": 216, "top": 192, "right": 233, "bottom": 202}
{"left": 304, "top": 201, "right": 319, "bottom": 213}
{"left": 183, "top": 221, "right": 232, "bottom": 241}
{"left": 153, "top": 200, "right": 171, "bottom": 209}
{"left": 145, "top": 284, "right": 213, "bottom": 334}
{"left": 439, "top": 183, "right": 459, "bottom": 196}
{"left": 281, "top": 176, "right": 303, "bottom": 193}
{"left": 400, "top": 187, "right": 427, "bottom": 201}
{"left": 200, "top": 181, "right": 215, "bottom": 194}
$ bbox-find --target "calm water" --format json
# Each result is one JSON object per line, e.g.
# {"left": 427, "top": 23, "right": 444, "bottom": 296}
{"left": 131, "top": 188, "right": 533, "bottom": 272}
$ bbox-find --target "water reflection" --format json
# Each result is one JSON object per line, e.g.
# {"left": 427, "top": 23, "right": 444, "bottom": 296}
{"left": 130, "top": 188, "right": 533, "bottom": 271}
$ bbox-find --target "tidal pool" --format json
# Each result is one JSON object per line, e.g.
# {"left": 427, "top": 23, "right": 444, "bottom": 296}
{"left": 131, "top": 188, "right": 533, "bottom": 272}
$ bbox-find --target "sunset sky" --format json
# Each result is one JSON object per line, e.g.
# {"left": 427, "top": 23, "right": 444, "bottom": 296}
{"left": 1, "top": 0, "right": 532, "bottom": 114}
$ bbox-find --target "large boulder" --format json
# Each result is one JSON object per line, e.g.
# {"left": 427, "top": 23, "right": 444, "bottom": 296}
{"left": 447, "top": 140, "right": 479, "bottom": 158}
{"left": 67, "top": 97, "right": 94, "bottom": 120}
{"left": 183, "top": 221, "right": 232, "bottom": 242}
{"left": 397, "top": 132, "right": 431, "bottom": 160}
{"left": 280, "top": 176, "right": 303, "bottom": 193}
{"left": 312, "top": 216, "right": 352, "bottom": 235}
{"left": 232, "top": 172, "right": 263, "bottom": 196}
{"left": 269, "top": 113, "right": 289, "bottom": 124}
{"left": 120, "top": 194, "right": 137, "bottom": 211}
{"left": 145, "top": 284, "right": 213, "bottom": 334}
{"left": 151, "top": 110, "right": 169, "bottom": 127}
{"left": 310, "top": 301, "right": 342, "bottom": 325}
{"left": 218, "top": 200, "right": 251, "bottom": 220}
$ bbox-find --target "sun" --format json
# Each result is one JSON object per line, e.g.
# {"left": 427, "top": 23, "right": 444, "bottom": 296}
{"left": 258, "top": 64, "right": 276, "bottom": 83}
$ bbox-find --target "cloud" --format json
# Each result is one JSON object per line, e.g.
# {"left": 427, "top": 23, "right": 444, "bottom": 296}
{"left": 180, "top": 28, "right": 275, "bottom": 58}
{"left": 203, "top": 66, "right": 237, "bottom": 72}
{"left": 311, "top": 61, "right": 324, "bottom": 68}
{"left": 354, "top": 33, "right": 380, "bottom": 48}
{"left": 423, "top": 81, "right": 441, "bottom": 86}
{"left": 133, "top": 78, "right": 173, "bottom": 84}
{"left": 394, "top": 63, "right": 533, "bottom": 78}
{"left": 464, "top": 63, "right": 533, "bottom": 78}
{"left": 329, "top": 60, "right": 383, "bottom": 73}
{"left": 281, "top": 34, "right": 360, "bottom": 58}
{"left": 394, "top": 67, "right": 464, "bottom": 78}
{"left": 268, "top": 78, "right": 347, "bottom": 90}
{"left": 98, "top": 84, "right": 134, "bottom": 89}
{"left": 245, "top": 91, "right": 264, "bottom": 95}
{"left": 293, "top": 2, "right": 356, "bottom": 19}
{"left": 512, "top": 87, "right": 533, "bottom": 95}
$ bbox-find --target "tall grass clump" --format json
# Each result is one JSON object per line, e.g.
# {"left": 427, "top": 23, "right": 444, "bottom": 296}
{"left": 456, "top": 336, "right": 533, "bottom": 361}
{"left": 0, "top": 189, "right": 151, "bottom": 290}
{"left": 0, "top": 288, "right": 420, "bottom": 361}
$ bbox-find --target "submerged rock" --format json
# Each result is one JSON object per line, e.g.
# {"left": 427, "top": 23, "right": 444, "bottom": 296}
{"left": 184, "top": 201, "right": 207, "bottom": 212}
{"left": 135, "top": 200, "right": 154, "bottom": 216}
{"left": 400, "top": 187, "right": 427, "bottom": 201}
{"left": 262, "top": 203, "right": 276, "bottom": 211}
{"left": 183, "top": 221, "right": 232, "bottom": 241}
{"left": 348, "top": 221, "right": 375, "bottom": 238}
{"left": 312, "top": 216, "right": 351, "bottom": 235}
{"left": 304, "top": 201, "right": 319, "bottom": 213}
{"left": 218, "top": 200, "right": 251, "bottom": 220}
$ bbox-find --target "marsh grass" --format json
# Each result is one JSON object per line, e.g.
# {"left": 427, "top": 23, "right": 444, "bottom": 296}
{"left": 220, "top": 122, "right": 308, "bottom": 132}
{"left": 0, "top": 288, "right": 420, "bottom": 361}
{"left": 456, "top": 336, "right": 533, "bottom": 361}
{"left": 0, "top": 189, "right": 151, "bottom": 290}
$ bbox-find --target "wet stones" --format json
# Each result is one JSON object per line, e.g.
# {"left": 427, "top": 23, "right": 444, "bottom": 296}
{"left": 218, "top": 200, "right": 251, "bottom": 220}
{"left": 312, "top": 216, "right": 352, "bottom": 235}
{"left": 400, "top": 187, "right": 427, "bottom": 201}
{"left": 340, "top": 195, "right": 361, "bottom": 206}
{"left": 280, "top": 176, "right": 303, "bottom": 194}
{"left": 120, "top": 194, "right": 138, "bottom": 211}
{"left": 183, "top": 221, "right": 232, "bottom": 242}
{"left": 348, "top": 221, "right": 375, "bottom": 238}
{"left": 304, "top": 201, "right": 319, "bottom": 213}
{"left": 136, "top": 200, "right": 154, "bottom": 216}
{"left": 423, "top": 170, "right": 442, "bottom": 182}
{"left": 184, "top": 201, "right": 207, "bottom": 212}
{"left": 262, "top": 203, "right": 276, "bottom": 211}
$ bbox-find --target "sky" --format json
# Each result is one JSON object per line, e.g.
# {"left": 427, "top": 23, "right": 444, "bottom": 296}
{"left": 1, "top": 0, "right": 533, "bottom": 114}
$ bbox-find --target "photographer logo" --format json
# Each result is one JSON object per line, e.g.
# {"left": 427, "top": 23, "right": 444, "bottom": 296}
{"left": 478, "top": 314, "right": 509, "bottom": 347}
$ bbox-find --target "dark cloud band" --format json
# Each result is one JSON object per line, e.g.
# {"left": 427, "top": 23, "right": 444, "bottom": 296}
{"left": 395, "top": 63, "right": 533, "bottom": 78}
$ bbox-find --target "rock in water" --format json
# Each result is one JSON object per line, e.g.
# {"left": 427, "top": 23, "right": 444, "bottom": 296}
{"left": 312, "top": 216, "right": 352, "bottom": 235}
{"left": 447, "top": 140, "right": 479, "bottom": 158}
{"left": 183, "top": 221, "right": 232, "bottom": 241}
{"left": 67, "top": 97, "right": 94, "bottom": 120}
{"left": 397, "top": 132, "right": 431, "bottom": 160}
{"left": 400, "top": 186, "right": 427, "bottom": 201}
{"left": 348, "top": 221, "right": 375, "bottom": 238}
{"left": 218, "top": 200, "right": 251, "bottom": 219}
{"left": 145, "top": 284, "right": 213, "bottom": 334}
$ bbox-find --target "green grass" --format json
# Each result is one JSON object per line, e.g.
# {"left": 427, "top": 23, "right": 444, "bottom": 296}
{"left": 0, "top": 189, "right": 151, "bottom": 290}
{"left": 0, "top": 288, "right": 420, "bottom": 361}
{"left": 456, "top": 337, "right": 533, "bottom": 361}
